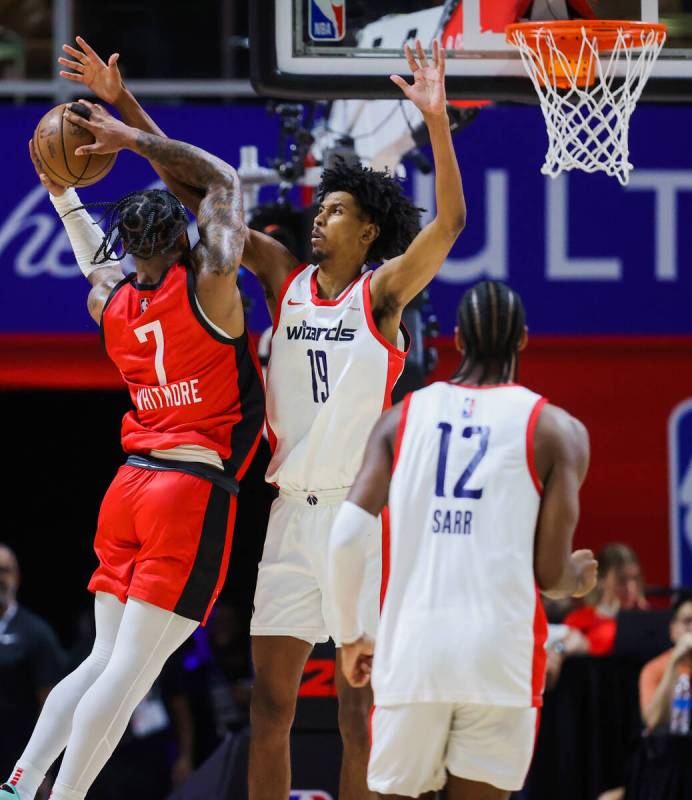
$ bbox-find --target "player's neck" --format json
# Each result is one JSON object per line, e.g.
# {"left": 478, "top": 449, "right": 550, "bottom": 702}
{"left": 133, "top": 256, "right": 174, "bottom": 286}
{"left": 452, "top": 363, "right": 516, "bottom": 387}
{"left": 313, "top": 259, "right": 363, "bottom": 299}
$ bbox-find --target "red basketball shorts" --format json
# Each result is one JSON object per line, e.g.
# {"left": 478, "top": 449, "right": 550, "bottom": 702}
{"left": 88, "top": 465, "right": 237, "bottom": 624}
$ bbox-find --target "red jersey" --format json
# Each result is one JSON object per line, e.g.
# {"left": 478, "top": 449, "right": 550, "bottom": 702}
{"left": 102, "top": 262, "right": 264, "bottom": 481}
{"left": 563, "top": 605, "right": 618, "bottom": 656}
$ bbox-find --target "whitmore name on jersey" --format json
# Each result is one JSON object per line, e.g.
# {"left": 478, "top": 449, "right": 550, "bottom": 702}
{"left": 136, "top": 379, "right": 203, "bottom": 411}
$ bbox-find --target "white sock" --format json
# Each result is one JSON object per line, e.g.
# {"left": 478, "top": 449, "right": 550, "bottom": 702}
{"left": 4, "top": 761, "right": 44, "bottom": 800}
{"left": 49, "top": 783, "right": 84, "bottom": 800}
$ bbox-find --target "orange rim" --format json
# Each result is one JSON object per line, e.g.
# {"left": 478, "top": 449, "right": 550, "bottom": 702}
{"left": 506, "top": 20, "right": 667, "bottom": 88}
{"left": 505, "top": 20, "right": 667, "bottom": 55}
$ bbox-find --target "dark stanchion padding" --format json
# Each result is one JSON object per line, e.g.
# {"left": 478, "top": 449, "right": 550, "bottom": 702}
{"left": 624, "top": 733, "right": 692, "bottom": 799}
{"left": 166, "top": 725, "right": 341, "bottom": 799}
{"left": 167, "top": 730, "right": 249, "bottom": 800}
{"left": 525, "top": 656, "right": 647, "bottom": 800}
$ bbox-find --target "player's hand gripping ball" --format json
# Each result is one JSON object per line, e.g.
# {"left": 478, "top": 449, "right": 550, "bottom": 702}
{"left": 32, "top": 102, "right": 117, "bottom": 188}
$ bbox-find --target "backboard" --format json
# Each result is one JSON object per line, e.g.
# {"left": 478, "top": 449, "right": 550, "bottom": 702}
{"left": 250, "top": 1, "right": 692, "bottom": 101}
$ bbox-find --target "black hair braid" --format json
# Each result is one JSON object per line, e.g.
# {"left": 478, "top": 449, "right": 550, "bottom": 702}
{"left": 316, "top": 158, "right": 422, "bottom": 264}
{"left": 62, "top": 188, "right": 188, "bottom": 263}
{"left": 455, "top": 280, "right": 526, "bottom": 384}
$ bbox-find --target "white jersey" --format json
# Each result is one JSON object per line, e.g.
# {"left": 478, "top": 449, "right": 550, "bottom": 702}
{"left": 266, "top": 264, "right": 408, "bottom": 492}
{"left": 374, "top": 382, "right": 548, "bottom": 708}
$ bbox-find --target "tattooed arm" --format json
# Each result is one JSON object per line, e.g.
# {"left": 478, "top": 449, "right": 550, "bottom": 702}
{"left": 64, "top": 100, "right": 247, "bottom": 337}
{"left": 58, "top": 37, "right": 299, "bottom": 316}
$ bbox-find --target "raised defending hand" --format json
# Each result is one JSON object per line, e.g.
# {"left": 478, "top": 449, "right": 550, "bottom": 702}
{"left": 571, "top": 549, "right": 599, "bottom": 598}
{"left": 64, "top": 99, "right": 134, "bottom": 155}
{"left": 390, "top": 39, "right": 447, "bottom": 117}
{"left": 59, "top": 36, "right": 123, "bottom": 105}
{"left": 28, "top": 138, "right": 65, "bottom": 196}
{"left": 341, "top": 635, "right": 375, "bottom": 688}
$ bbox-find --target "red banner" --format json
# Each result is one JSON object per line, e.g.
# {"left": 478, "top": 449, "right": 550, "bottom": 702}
{"left": 3, "top": 333, "right": 691, "bottom": 586}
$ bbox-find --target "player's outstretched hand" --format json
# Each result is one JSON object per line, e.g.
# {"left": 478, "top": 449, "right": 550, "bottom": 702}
{"left": 64, "top": 99, "right": 134, "bottom": 156}
{"left": 59, "top": 36, "right": 123, "bottom": 105}
{"left": 390, "top": 38, "right": 447, "bottom": 117}
{"left": 341, "top": 635, "right": 375, "bottom": 688}
{"left": 571, "top": 549, "right": 599, "bottom": 598}
{"left": 28, "top": 138, "right": 65, "bottom": 196}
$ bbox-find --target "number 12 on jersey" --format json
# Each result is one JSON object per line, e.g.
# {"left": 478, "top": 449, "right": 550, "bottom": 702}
{"left": 435, "top": 423, "right": 490, "bottom": 498}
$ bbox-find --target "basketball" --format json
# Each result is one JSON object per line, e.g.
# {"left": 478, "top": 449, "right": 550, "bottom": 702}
{"left": 32, "top": 102, "right": 116, "bottom": 188}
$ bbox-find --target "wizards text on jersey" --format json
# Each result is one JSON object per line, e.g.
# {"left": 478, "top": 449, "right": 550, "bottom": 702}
{"left": 286, "top": 319, "right": 356, "bottom": 342}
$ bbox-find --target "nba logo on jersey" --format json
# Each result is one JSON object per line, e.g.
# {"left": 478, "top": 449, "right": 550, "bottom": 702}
{"left": 669, "top": 399, "right": 692, "bottom": 585}
{"left": 462, "top": 397, "right": 475, "bottom": 418}
{"left": 289, "top": 792, "right": 333, "bottom": 800}
{"left": 140, "top": 298, "right": 150, "bottom": 314}
{"left": 309, "top": 0, "right": 345, "bottom": 41}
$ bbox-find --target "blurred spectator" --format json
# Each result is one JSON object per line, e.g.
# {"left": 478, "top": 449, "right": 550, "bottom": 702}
{"left": 639, "top": 595, "right": 692, "bottom": 731}
{"left": 0, "top": 0, "right": 52, "bottom": 78}
{"left": 543, "top": 623, "right": 590, "bottom": 691}
{"left": 541, "top": 597, "right": 590, "bottom": 689}
{"left": 181, "top": 600, "right": 253, "bottom": 762}
{"left": 0, "top": 543, "right": 65, "bottom": 781}
{"left": 563, "top": 543, "right": 647, "bottom": 656}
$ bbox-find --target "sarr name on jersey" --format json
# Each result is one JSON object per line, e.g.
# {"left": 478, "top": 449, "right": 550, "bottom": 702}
{"left": 286, "top": 319, "right": 356, "bottom": 342}
{"left": 431, "top": 508, "right": 473, "bottom": 535}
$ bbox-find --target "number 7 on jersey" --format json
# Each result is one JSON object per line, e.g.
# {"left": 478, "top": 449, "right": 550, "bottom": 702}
{"left": 134, "top": 320, "right": 168, "bottom": 386}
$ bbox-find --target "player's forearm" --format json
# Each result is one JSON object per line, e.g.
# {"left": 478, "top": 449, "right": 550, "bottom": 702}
{"left": 49, "top": 188, "right": 106, "bottom": 281}
{"left": 115, "top": 88, "right": 203, "bottom": 213}
{"left": 129, "top": 130, "right": 238, "bottom": 196}
{"left": 114, "top": 86, "right": 166, "bottom": 137}
{"left": 643, "top": 666, "right": 677, "bottom": 729}
{"left": 327, "top": 501, "right": 377, "bottom": 644}
{"left": 425, "top": 113, "right": 466, "bottom": 233}
{"left": 540, "top": 555, "right": 581, "bottom": 599}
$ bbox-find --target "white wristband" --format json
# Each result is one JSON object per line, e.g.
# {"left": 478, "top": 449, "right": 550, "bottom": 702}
{"left": 49, "top": 189, "right": 107, "bottom": 278}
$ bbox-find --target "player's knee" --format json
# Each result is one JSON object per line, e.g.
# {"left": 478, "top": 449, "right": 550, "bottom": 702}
{"left": 86, "top": 640, "right": 115, "bottom": 674}
{"left": 337, "top": 693, "right": 371, "bottom": 751}
{"left": 250, "top": 679, "right": 297, "bottom": 735}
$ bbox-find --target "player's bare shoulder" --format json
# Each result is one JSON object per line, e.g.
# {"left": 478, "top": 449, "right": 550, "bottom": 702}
{"left": 534, "top": 402, "right": 590, "bottom": 485}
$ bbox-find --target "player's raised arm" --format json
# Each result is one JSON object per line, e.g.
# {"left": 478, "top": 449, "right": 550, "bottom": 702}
{"left": 369, "top": 39, "right": 466, "bottom": 312}
{"left": 28, "top": 138, "right": 124, "bottom": 324}
{"left": 59, "top": 36, "right": 202, "bottom": 213}
{"left": 58, "top": 36, "right": 299, "bottom": 313}
{"left": 327, "top": 405, "right": 402, "bottom": 687}
{"left": 533, "top": 404, "right": 598, "bottom": 599}
{"left": 64, "top": 99, "right": 248, "bottom": 336}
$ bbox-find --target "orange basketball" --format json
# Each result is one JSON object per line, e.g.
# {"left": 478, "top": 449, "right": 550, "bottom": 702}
{"left": 32, "top": 102, "right": 116, "bottom": 188}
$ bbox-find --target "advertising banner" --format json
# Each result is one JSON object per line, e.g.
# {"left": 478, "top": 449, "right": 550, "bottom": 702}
{"left": 2, "top": 104, "right": 692, "bottom": 335}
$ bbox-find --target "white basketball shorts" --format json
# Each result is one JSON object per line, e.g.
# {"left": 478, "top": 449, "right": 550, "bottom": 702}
{"left": 369, "top": 702, "right": 539, "bottom": 795}
{"left": 250, "top": 488, "right": 381, "bottom": 647}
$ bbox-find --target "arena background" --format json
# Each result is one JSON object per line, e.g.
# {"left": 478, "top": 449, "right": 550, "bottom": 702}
{"left": 3, "top": 102, "right": 692, "bottom": 636}
{"left": 2, "top": 1, "right": 692, "bottom": 798}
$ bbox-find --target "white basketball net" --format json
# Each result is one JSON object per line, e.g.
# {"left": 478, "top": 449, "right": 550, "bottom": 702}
{"left": 509, "top": 25, "right": 666, "bottom": 185}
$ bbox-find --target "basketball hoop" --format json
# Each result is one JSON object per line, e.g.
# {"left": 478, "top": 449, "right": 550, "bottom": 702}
{"left": 506, "top": 20, "right": 667, "bottom": 185}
